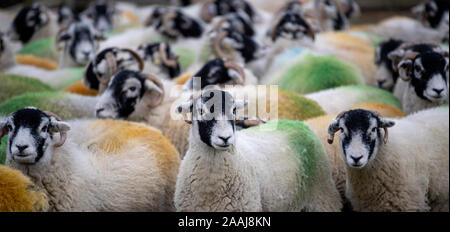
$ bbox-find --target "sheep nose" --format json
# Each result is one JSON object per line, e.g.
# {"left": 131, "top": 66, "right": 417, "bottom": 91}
{"left": 16, "top": 145, "right": 29, "bottom": 152}
{"left": 350, "top": 155, "right": 363, "bottom": 163}
{"left": 219, "top": 136, "right": 231, "bottom": 143}
{"left": 433, "top": 88, "right": 444, "bottom": 95}
{"left": 83, "top": 51, "right": 91, "bottom": 57}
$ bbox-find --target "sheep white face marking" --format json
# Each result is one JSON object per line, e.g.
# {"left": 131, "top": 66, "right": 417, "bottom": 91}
{"left": 375, "top": 63, "right": 395, "bottom": 90}
{"left": 425, "top": 73, "right": 448, "bottom": 100}
{"left": 330, "top": 110, "right": 395, "bottom": 169}
{"left": 178, "top": 90, "right": 247, "bottom": 151}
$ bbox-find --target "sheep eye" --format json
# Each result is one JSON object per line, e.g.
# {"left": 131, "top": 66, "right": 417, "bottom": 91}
{"left": 372, "top": 128, "right": 377, "bottom": 132}
{"left": 129, "top": 86, "right": 137, "bottom": 92}
{"left": 5, "top": 125, "right": 13, "bottom": 132}
{"left": 233, "top": 107, "right": 237, "bottom": 115}
{"left": 339, "top": 127, "right": 344, "bottom": 133}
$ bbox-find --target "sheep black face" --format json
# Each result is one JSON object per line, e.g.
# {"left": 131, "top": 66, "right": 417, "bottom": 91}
{"left": 398, "top": 51, "right": 449, "bottom": 102}
{"left": 211, "top": 28, "right": 266, "bottom": 63}
{"left": 327, "top": 109, "right": 395, "bottom": 168}
{"left": 84, "top": 47, "right": 144, "bottom": 92}
{"left": 95, "top": 70, "right": 164, "bottom": 119}
{"left": 413, "top": 0, "right": 449, "bottom": 29}
{"left": 185, "top": 58, "right": 245, "bottom": 90}
{"left": 83, "top": 0, "right": 116, "bottom": 32}
{"left": 177, "top": 90, "right": 247, "bottom": 150}
{"left": 137, "top": 42, "right": 181, "bottom": 79}
{"left": 156, "top": 9, "right": 204, "bottom": 39}
{"left": 374, "top": 39, "right": 404, "bottom": 90}
{"left": 0, "top": 108, "right": 70, "bottom": 165}
{"left": 315, "top": 0, "right": 348, "bottom": 31}
{"left": 8, "top": 3, "right": 50, "bottom": 44}
{"left": 339, "top": 0, "right": 360, "bottom": 20}
{"left": 270, "top": 11, "right": 315, "bottom": 42}
{"left": 201, "top": 0, "right": 257, "bottom": 23}
{"left": 57, "top": 22, "right": 105, "bottom": 66}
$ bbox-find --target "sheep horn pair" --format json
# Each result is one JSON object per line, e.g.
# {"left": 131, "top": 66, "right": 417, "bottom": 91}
{"left": 224, "top": 61, "right": 246, "bottom": 85}
{"left": 145, "top": 74, "right": 165, "bottom": 108}
{"left": 201, "top": 0, "right": 215, "bottom": 22}
{"left": 159, "top": 43, "right": 179, "bottom": 68}
{"left": 43, "top": 111, "right": 67, "bottom": 147}
{"left": 213, "top": 31, "right": 234, "bottom": 60}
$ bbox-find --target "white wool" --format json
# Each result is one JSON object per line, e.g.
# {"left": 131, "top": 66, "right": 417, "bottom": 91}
{"left": 100, "top": 27, "right": 160, "bottom": 51}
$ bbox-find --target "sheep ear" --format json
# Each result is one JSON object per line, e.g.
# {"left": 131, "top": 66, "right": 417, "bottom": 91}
{"left": 234, "top": 100, "right": 248, "bottom": 110}
{"left": 0, "top": 120, "right": 7, "bottom": 144}
{"left": 327, "top": 119, "right": 341, "bottom": 144}
{"left": 398, "top": 59, "right": 414, "bottom": 81}
{"left": 379, "top": 118, "right": 395, "bottom": 144}
{"left": 387, "top": 49, "right": 405, "bottom": 71}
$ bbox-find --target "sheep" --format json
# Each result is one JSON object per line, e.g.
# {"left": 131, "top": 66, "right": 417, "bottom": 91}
{"left": 264, "top": 53, "right": 365, "bottom": 94}
{"left": 82, "top": 0, "right": 117, "bottom": 33}
{"left": 0, "top": 107, "right": 180, "bottom": 211}
{"left": 199, "top": 27, "right": 267, "bottom": 77}
{"left": 0, "top": 74, "right": 54, "bottom": 103}
{"left": 57, "top": 21, "right": 105, "bottom": 68}
{"left": 304, "top": 103, "right": 406, "bottom": 208}
{"left": 174, "top": 89, "right": 342, "bottom": 211}
{"left": 412, "top": 0, "right": 449, "bottom": 42}
{"left": 304, "top": 85, "right": 403, "bottom": 115}
{"left": 393, "top": 50, "right": 449, "bottom": 114}
{"left": 94, "top": 69, "right": 326, "bottom": 157}
{"left": 7, "top": 3, "right": 58, "bottom": 45}
{"left": 137, "top": 42, "right": 182, "bottom": 80}
{"left": 0, "top": 165, "right": 49, "bottom": 212}
{"left": 327, "top": 108, "right": 449, "bottom": 211}
{"left": 374, "top": 39, "right": 405, "bottom": 91}
{"left": 82, "top": 46, "right": 145, "bottom": 94}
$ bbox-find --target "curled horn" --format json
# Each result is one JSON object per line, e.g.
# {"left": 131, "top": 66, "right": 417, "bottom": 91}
{"left": 369, "top": 111, "right": 390, "bottom": 144}
{"left": 398, "top": 51, "right": 420, "bottom": 81}
{"left": 97, "top": 52, "right": 117, "bottom": 93}
{"left": 304, "top": 18, "right": 316, "bottom": 41}
{"left": 55, "top": 26, "right": 69, "bottom": 51}
{"left": 121, "top": 48, "right": 145, "bottom": 71}
{"left": 145, "top": 74, "right": 165, "bottom": 108}
{"left": 224, "top": 61, "right": 246, "bottom": 85}
{"left": 327, "top": 111, "right": 346, "bottom": 144}
{"left": 43, "top": 111, "right": 67, "bottom": 147}
{"left": 41, "top": 8, "right": 51, "bottom": 27}
{"left": 211, "top": 17, "right": 227, "bottom": 31}
{"left": 213, "top": 30, "right": 233, "bottom": 60}
{"left": 201, "top": 0, "right": 215, "bottom": 22}
{"left": 159, "top": 43, "right": 179, "bottom": 68}
{"left": 270, "top": 14, "right": 284, "bottom": 42}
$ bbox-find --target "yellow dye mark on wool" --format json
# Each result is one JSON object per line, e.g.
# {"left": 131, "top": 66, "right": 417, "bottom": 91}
{"left": 0, "top": 166, "right": 49, "bottom": 212}
{"left": 64, "top": 81, "right": 99, "bottom": 96}
{"left": 173, "top": 73, "right": 194, "bottom": 85}
{"left": 89, "top": 120, "right": 180, "bottom": 177}
{"left": 122, "top": 10, "right": 138, "bottom": 23}
{"left": 319, "top": 32, "right": 374, "bottom": 54}
{"left": 15, "top": 55, "right": 58, "bottom": 71}
{"left": 350, "top": 102, "right": 406, "bottom": 118}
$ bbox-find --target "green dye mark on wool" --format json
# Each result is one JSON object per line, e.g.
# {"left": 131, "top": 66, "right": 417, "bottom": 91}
{"left": 341, "top": 85, "right": 402, "bottom": 109}
{"left": 0, "top": 74, "right": 54, "bottom": 103}
{"left": 50, "top": 67, "right": 85, "bottom": 90}
{"left": 246, "top": 120, "right": 327, "bottom": 192}
{"left": 278, "top": 89, "right": 326, "bottom": 121}
{"left": 0, "top": 137, "right": 6, "bottom": 165}
{"left": 278, "top": 54, "right": 364, "bottom": 94}
{"left": 17, "top": 37, "right": 58, "bottom": 61}
{"left": 0, "top": 92, "right": 70, "bottom": 118}
{"left": 173, "top": 47, "right": 196, "bottom": 71}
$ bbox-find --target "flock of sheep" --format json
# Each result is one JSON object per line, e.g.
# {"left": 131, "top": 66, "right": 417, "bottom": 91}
{"left": 0, "top": 0, "right": 448, "bottom": 212}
